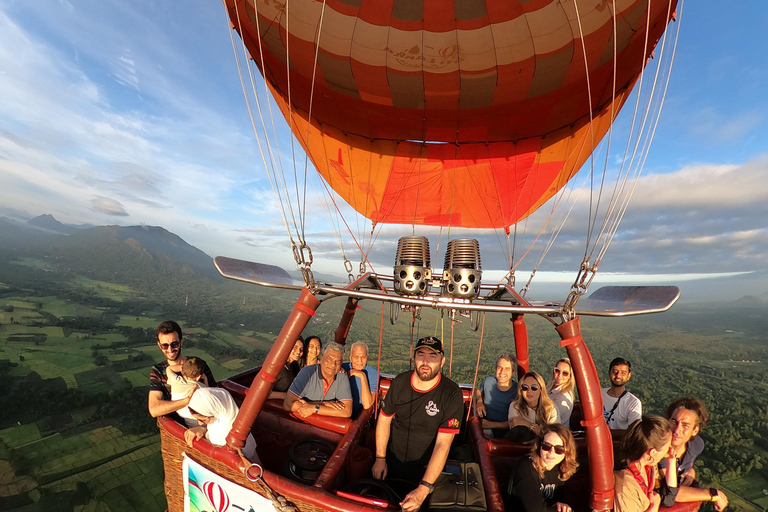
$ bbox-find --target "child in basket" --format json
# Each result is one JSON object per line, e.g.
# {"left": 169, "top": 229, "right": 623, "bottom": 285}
{"left": 166, "top": 356, "right": 209, "bottom": 425}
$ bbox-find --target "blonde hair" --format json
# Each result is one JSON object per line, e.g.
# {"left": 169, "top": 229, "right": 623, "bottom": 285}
{"left": 512, "top": 372, "right": 556, "bottom": 426}
{"left": 530, "top": 423, "right": 579, "bottom": 481}
{"left": 548, "top": 358, "right": 575, "bottom": 395}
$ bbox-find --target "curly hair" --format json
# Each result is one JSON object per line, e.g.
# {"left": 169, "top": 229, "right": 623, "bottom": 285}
{"left": 617, "top": 415, "right": 671, "bottom": 468}
{"left": 666, "top": 397, "right": 708, "bottom": 429}
{"left": 511, "top": 372, "right": 556, "bottom": 426}
{"left": 530, "top": 423, "right": 579, "bottom": 481}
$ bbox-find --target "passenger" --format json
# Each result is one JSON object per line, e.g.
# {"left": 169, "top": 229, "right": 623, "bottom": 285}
{"left": 658, "top": 397, "right": 728, "bottom": 509}
{"left": 165, "top": 356, "right": 209, "bottom": 424}
{"left": 268, "top": 336, "right": 304, "bottom": 400}
{"left": 474, "top": 352, "right": 518, "bottom": 438}
{"left": 547, "top": 358, "right": 575, "bottom": 428}
{"left": 303, "top": 335, "right": 322, "bottom": 367}
{"left": 602, "top": 357, "right": 642, "bottom": 432}
{"left": 614, "top": 416, "right": 676, "bottom": 512}
{"left": 341, "top": 341, "right": 378, "bottom": 416}
{"left": 148, "top": 320, "right": 216, "bottom": 423}
{"left": 283, "top": 342, "right": 352, "bottom": 418}
{"left": 507, "top": 372, "right": 559, "bottom": 442}
{"left": 505, "top": 423, "right": 579, "bottom": 512}
{"left": 372, "top": 336, "right": 463, "bottom": 512}
{"left": 185, "top": 387, "right": 259, "bottom": 462}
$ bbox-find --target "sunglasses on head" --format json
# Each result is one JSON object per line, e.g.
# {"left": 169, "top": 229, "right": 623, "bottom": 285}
{"left": 554, "top": 368, "right": 570, "bottom": 376}
{"left": 541, "top": 441, "right": 566, "bottom": 455}
{"left": 160, "top": 341, "right": 180, "bottom": 350}
{"left": 521, "top": 384, "right": 540, "bottom": 391}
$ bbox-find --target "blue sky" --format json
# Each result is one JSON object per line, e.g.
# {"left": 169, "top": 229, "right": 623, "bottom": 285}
{"left": 1, "top": 0, "right": 767, "bottom": 300}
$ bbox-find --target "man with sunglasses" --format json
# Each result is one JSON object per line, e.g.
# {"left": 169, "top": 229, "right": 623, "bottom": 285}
{"left": 372, "top": 336, "right": 464, "bottom": 512}
{"left": 601, "top": 357, "right": 642, "bottom": 432}
{"left": 148, "top": 320, "right": 216, "bottom": 424}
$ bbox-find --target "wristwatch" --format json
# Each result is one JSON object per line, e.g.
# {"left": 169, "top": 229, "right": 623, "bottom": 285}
{"left": 314, "top": 404, "right": 320, "bottom": 414}
{"left": 709, "top": 488, "right": 719, "bottom": 502}
{"left": 419, "top": 480, "right": 435, "bottom": 494}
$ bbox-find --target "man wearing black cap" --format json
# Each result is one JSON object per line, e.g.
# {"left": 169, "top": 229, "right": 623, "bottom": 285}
{"left": 372, "top": 336, "right": 464, "bottom": 512}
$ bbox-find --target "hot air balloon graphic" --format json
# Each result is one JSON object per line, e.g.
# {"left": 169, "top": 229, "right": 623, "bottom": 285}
{"left": 202, "top": 481, "right": 230, "bottom": 512}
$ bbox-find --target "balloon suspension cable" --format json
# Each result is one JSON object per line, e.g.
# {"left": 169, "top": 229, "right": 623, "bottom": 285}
{"left": 409, "top": 308, "right": 417, "bottom": 369}
{"left": 449, "top": 314, "right": 456, "bottom": 378}
{"left": 227, "top": 4, "right": 299, "bottom": 253}
{"left": 563, "top": 259, "right": 598, "bottom": 318}
{"left": 587, "top": 0, "right": 655, "bottom": 265}
{"left": 593, "top": 0, "right": 683, "bottom": 267}
{"left": 467, "top": 312, "right": 486, "bottom": 424}
{"left": 376, "top": 302, "right": 384, "bottom": 418}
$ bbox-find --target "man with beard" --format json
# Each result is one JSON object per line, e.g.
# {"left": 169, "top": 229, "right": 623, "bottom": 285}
{"left": 601, "top": 357, "right": 642, "bottom": 431}
{"left": 372, "top": 336, "right": 464, "bottom": 512}
{"left": 658, "top": 397, "right": 728, "bottom": 509}
{"left": 148, "top": 320, "right": 216, "bottom": 425}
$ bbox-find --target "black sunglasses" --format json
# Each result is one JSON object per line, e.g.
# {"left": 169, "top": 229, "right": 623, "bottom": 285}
{"left": 521, "top": 384, "right": 540, "bottom": 391}
{"left": 159, "top": 341, "right": 180, "bottom": 350}
{"left": 541, "top": 441, "right": 566, "bottom": 455}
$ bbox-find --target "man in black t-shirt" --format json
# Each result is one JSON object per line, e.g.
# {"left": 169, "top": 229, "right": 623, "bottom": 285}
{"left": 372, "top": 336, "right": 464, "bottom": 512}
{"left": 148, "top": 320, "right": 216, "bottom": 424}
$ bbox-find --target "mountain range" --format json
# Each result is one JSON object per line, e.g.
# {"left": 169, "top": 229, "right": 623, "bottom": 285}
{"left": 1, "top": 214, "right": 767, "bottom": 305}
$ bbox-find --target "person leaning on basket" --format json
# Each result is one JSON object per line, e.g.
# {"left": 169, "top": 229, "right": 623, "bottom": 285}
{"left": 283, "top": 342, "right": 353, "bottom": 418}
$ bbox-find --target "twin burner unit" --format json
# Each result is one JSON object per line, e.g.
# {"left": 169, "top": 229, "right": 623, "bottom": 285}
{"left": 394, "top": 236, "right": 482, "bottom": 300}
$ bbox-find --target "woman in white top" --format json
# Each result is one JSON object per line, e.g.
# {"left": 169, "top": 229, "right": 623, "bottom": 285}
{"left": 548, "top": 358, "right": 575, "bottom": 428}
{"left": 508, "top": 372, "right": 558, "bottom": 437}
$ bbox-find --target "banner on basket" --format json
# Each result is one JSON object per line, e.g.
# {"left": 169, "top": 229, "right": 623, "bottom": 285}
{"left": 183, "top": 453, "right": 274, "bottom": 512}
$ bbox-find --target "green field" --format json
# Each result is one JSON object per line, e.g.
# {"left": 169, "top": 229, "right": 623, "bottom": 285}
{"left": 1, "top": 278, "right": 767, "bottom": 512}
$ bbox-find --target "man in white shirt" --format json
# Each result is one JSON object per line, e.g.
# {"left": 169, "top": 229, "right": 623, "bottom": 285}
{"left": 601, "top": 357, "right": 642, "bottom": 431}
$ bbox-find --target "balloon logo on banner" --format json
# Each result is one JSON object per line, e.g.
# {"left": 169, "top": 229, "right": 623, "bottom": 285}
{"left": 202, "top": 481, "right": 230, "bottom": 512}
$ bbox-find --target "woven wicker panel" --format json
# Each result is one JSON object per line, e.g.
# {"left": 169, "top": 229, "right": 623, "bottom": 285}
{"left": 159, "top": 425, "right": 330, "bottom": 512}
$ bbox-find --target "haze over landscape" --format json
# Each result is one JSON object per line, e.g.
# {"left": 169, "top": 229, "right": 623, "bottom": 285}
{"left": 1, "top": 1, "right": 767, "bottom": 300}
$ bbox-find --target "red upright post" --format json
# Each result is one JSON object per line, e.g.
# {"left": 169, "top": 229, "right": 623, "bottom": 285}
{"left": 226, "top": 287, "right": 320, "bottom": 450}
{"left": 334, "top": 297, "right": 359, "bottom": 346}
{"left": 512, "top": 314, "right": 529, "bottom": 379}
{"left": 556, "top": 317, "right": 614, "bottom": 511}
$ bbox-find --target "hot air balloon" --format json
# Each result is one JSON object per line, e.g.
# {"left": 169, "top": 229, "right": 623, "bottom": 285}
{"left": 157, "top": 2, "right": 705, "bottom": 512}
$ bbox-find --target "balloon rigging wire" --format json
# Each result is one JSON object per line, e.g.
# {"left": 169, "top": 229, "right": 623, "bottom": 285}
{"left": 596, "top": 0, "right": 682, "bottom": 265}
{"left": 242, "top": 5, "right": 302, "bottom": 242}
{"left": 227, "top": 2, "right": 296, "bottom": 250}
{"left": 587, "top": 0, "right": 655, "bottom": 265}
{"left": 299, "top": 0, "right": 330, "bottom": 240}
{"left": 571, "top": 0, "right": 600, "bottom": 261}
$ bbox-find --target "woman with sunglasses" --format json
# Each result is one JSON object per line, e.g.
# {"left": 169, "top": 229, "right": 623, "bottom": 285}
{"left": 508, "top": 372, "right": 559, "bottom": 442}
{"left": 302, "top": 335, "right": 323, "bottom": 367}
{"left": 614, "top": 416, "right": 678, "bottom": 512}
{"left": 505, "top": 423, "right": 579, "bottom": 512}
{"left": 548, "top": 358, "right": 575, "bottom": 428}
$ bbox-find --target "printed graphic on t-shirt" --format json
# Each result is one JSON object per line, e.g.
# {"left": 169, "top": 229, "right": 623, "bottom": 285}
{"left": 425, "top": 400, "right": 439, "bottom": 416}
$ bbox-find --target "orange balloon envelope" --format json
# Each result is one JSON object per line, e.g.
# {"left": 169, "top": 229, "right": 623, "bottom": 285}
{"left": 225, "top": 0, "right": 678, "bottom": 229}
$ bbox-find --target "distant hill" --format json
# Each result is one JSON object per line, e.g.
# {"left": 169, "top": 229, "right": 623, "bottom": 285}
{"left": 28, "top": 214, "right": 83, "bottom": 235}
{"left": 734, "top": 295, "right": 767, "bottom": 306}
{"left": 0, "top": 215, "right": 219, "bottom": 282}
{"left": 55, "top": 224, "right": 219, "bottom": 280}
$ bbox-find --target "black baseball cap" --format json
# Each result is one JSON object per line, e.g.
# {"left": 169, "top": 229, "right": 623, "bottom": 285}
{"left": 414, "top": 336, "right": 444, "bottom": 354}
